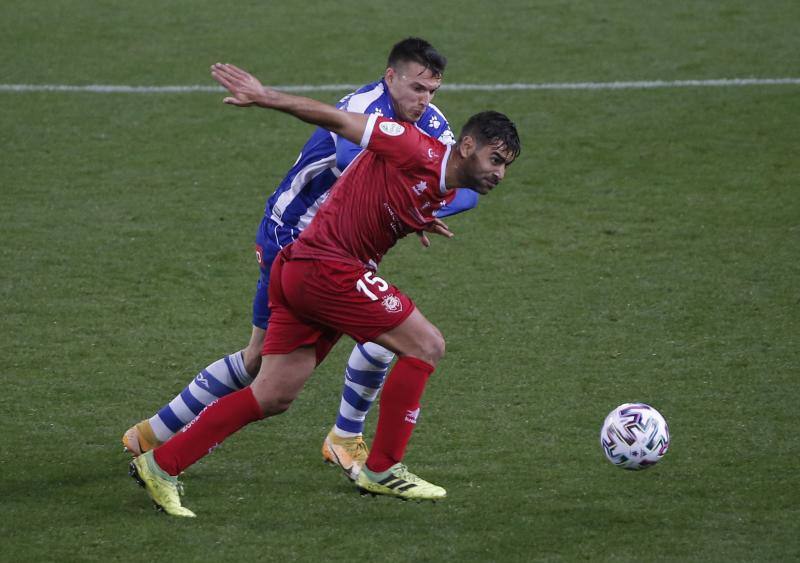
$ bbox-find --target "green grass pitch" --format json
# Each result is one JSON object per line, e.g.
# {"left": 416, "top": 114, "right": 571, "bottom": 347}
{"left": 1, "top": 1, "right": 799, "bottom": 560}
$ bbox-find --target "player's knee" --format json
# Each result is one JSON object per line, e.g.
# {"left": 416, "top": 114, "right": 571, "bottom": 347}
{"left": 430, "top": 332, "right": 446, "bottom": 364}
{"left": 259, "top": 395, "right": 295, "bottom": 417}
{"left": 417, "top": 330, "right": 445, "bottom": 365}
{"left": 251, "top": 380, "right": 296, "bottom": 416}
{"left": 242, "top": 346, "right": 262, "bottom": 376}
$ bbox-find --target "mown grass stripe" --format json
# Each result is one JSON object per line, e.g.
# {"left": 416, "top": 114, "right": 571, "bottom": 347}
{"left": 1, "top": 78, "right": 799, "bottom": 94}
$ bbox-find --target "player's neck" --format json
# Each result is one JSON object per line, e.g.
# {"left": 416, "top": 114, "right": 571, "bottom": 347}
{"left": 443, "top": 153, "right": 466, "bottom": 190}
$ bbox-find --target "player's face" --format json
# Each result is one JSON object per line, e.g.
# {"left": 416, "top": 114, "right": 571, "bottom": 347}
{"left": 384, "top": 61, "right": 442, "bottom": 122}
{"left": 461, "top": 139, "right": 515, "bottom": 194}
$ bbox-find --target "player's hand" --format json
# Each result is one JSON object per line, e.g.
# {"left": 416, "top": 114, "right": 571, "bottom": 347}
{"left": 417, "top": 218, "right": 454, "bottom": 247}
{"left": 210, "top": 63, "right": 269, "bottom": 107}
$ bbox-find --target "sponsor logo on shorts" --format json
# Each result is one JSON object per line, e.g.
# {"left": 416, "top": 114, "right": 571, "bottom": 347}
{"left": 382, "top": 294, "right": 403, "bottom": 313}
{"left": 405, "top": 407, "right": 420, "bottom": 424}
{"left": 379, "top": 121, "right": 405, "bottom": 136}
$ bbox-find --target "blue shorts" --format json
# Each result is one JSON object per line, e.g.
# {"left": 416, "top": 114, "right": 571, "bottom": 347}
{"left": 252, "top": 217, "right": 296, "bottom": 329}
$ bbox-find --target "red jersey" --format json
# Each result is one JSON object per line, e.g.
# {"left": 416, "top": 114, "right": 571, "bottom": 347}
{"left": 290, "top": 115, "right": 453, "bottom": 269}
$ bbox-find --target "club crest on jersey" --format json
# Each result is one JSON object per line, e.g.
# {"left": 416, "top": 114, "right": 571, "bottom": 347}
{"left": 411, "top": 180, "right": 428, "bottom": 195}
{"left": 382, "top": 294, "right": 403, "bottom": 313}
{"left": 379, "top": 121, "right": 405, "bottom": 136}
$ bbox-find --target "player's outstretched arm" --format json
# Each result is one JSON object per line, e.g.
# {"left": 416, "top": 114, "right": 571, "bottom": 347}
{"left": 211, "top": 63, "right": 369, "bottom": 145}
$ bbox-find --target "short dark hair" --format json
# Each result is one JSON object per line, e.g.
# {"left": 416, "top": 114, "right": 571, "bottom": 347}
{"left": 458, "top": 111, "right": 521, "bottom": 160}
{"left": 387, "top": 37, "right": 447, "bottom": 78}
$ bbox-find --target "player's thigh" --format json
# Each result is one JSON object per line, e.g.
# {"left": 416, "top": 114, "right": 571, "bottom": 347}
{"left": 263, "top": 253, "right": 341, "bottom": 364}
{"left": 246, "top": 249, "right": 276, "bottom": 373}
{"left": 252, "top": 237, "right": 282, "bottom": 330}
{"left": 242, "top": 325, "right": 266, "bottom": 375}
{"left": 283, "top": 261, "right": 417, "bottom": 344}
{"left": 245, "top": 325, "right": 266, "bottom": 352}
{"left": 250, "top": 347, "right": 317, "bottom": 415}
{"left": 372, "top": 308, "right": 445, "bottom": 365}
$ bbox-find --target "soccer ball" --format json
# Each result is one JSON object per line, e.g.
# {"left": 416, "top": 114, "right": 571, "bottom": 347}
{"left": 600, "top": 403, "right": 670, "bottom": 470}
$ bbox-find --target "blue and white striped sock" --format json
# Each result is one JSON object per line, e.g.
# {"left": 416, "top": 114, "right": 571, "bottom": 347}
{"left": 149, "top": 351, "right": 254, "bottom": 443}
{"left": 334, "top": 342, "right": 395, "bottom": 438}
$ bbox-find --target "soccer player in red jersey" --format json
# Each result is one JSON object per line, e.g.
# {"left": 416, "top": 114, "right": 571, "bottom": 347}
{"left": 121, "top": 40, "right": 474, "bottom": 483}
{"left": 129, "top": 63, "right": 520, "bottom": 516}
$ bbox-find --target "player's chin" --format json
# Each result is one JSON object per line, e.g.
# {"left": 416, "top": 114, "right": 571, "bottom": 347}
{"left": 481, "top": 180, "right": 499, "bottom": 193}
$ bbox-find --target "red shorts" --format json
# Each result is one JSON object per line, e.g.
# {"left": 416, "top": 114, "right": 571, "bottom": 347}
{"left": 262, "top": 247, "right": 415, "bottom": 363}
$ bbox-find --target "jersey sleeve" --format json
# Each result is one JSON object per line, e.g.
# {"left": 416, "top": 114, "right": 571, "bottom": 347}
{"left": 418, "top": 103, "right": 456, "bottom": 146}
{"left": 434, "top": 188, "right": 480, "bottom": 218}
{"left": 335, "top": 81, "right": 384, "bottom": 171}
{"left": 336, "top": 136, "right": 363, "bottom": 171}
{"left": 360, "top": 116, "right": 432, "bottom": 169}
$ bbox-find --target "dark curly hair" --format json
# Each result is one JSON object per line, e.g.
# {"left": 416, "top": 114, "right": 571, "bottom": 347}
{"left": 459, "top": 111, "right": 521, "bottom": 160}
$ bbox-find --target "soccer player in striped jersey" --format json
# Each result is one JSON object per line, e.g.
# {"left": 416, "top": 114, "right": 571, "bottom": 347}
{"left": 122, "top": 38, "right": 478, "bottom": 481}
{"left": 129, "top": 62, "right": 519, "bottom": 516}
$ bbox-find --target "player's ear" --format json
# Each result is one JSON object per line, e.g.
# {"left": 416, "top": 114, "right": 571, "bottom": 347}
{"left": 458, "top": 135, "right": 476, "bottom": 158}
{"left": 384, "top": 66, "right": 396, "bottom": 84}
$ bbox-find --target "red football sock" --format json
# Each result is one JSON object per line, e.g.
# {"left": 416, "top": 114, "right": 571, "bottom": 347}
{"left": 366, "top": 356, "right": 434, "bottom": 473}
{"left": 153, "top": 387, "right": 263, "bottom": 476}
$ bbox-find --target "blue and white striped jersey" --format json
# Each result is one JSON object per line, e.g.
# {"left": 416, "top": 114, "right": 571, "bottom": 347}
{"left": 257, "top": 78, "right": 475, "bottom": 250}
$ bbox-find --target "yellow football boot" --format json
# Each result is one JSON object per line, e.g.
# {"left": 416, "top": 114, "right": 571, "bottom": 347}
{"left": 129, "top": 451, "right": 195, "bottom": 518}
{"left": 356, "top": 463, "right": 446, "bottom": 501}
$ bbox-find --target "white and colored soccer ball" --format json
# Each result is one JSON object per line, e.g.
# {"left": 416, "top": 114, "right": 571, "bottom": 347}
{"left": 600, "top": 403, "right": 670, "bottom": 470}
